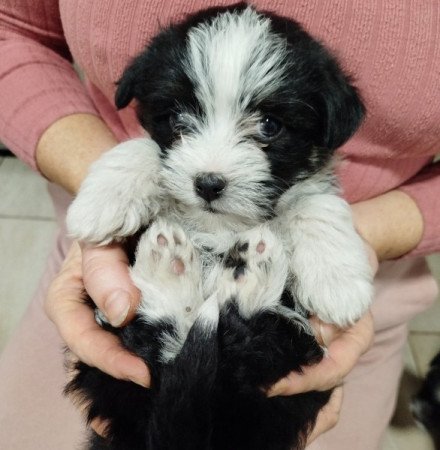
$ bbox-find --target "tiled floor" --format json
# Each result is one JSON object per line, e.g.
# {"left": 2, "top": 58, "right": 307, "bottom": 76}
{"left": 1, "top": 156, "right": 439, "bottom": 449}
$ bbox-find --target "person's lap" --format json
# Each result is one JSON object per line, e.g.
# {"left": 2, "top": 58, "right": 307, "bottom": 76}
{"left": 0, "top": 184, "right": 437, "bottom": 450}
{"left": 0, "top": 229, "right": 85, "bottom": 450}
{"left": 309, "top": 256, "right": 438, "bottom": 449}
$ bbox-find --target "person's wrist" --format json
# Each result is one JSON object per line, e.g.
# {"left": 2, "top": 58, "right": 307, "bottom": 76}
{"left": 351, "top": 190, "right": 424, "bottom": 261}
{"left": 36, "top": 113, "right": 118, "bottom": 194}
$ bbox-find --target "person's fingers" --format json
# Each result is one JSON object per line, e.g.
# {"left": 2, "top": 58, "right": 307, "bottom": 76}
{"left": 45, "top": 243, "right": 150, "bottom": 386}
{"left": 308, "top": 316, "right": 344, "bottom": 347}
{"left": 81, "top": 243, "right": 141, "bottom": 327}
{"left": 268, "top": 311, "right": 374, "bottom": 396}
{"left": 65, "top": 352, "right": 111, "bottom": 437}
{"left": 90, "top": 417, "right": 111, "bottom": 437}
{"left": 306, "top": 386, "right": 344, "bottom": 445}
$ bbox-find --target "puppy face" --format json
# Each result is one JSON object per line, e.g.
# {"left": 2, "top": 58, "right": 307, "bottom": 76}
{"left": 116, "top": 4, "right": 364, "bottom": 229}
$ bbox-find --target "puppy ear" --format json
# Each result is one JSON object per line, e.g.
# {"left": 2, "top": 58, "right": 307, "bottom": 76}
{"left": 265, "top": 12, "right": 365, "bottom": 151}
{"left": 320, "top": 68, "right": 365, "bottom": 150}
{"left": 115, "top": 73, "right": 134, "bottom": 109}
{"left": 114, "top": 26, "right": 186, "bottom": 111}
{"left": 115, "top": 58, "right": 142, "bottom": 110}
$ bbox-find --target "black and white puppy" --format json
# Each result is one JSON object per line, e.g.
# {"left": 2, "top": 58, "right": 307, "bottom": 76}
{"left": 66, "top": 4, "right": 373, "bottom": 449}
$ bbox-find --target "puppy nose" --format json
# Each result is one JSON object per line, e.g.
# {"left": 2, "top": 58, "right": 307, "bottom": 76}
{"left": 194, "top": 173, "right": 227, "bottom": 202}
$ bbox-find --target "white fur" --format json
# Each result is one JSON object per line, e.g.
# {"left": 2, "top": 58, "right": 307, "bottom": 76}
{"left": 205, "top": 227, "right": 289, "bottom": 318}
{"left": 67, "top": 7, "right": 373, "bottom": 335}
{"left": 131, "top": 220, "right": 205, "bottom": 361}
{"left": 67, "top": 138, "right": 163, "bottom": 244}
{"left": 159, "top": 7, "right": 292, "bottom": 232}
{"left": 162, "top": 134, "right": 272, "bottom": 232}
{"left": 273, "top": 167, "right": 373, "bottom": 326}
{"left": 186, "top": 8, "right": 289, "bottom": 116}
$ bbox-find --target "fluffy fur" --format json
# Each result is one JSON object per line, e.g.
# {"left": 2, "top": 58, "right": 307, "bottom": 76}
{"left": 66, "top": 4, "right": 372, "bottom": 449}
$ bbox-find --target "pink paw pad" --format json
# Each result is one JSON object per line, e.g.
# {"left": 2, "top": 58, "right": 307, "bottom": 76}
{"left": 171, "top": 258, "right": 185, "bottom": 275}
{"left": 256, "top": 240, "right": 266, "bottom": 254}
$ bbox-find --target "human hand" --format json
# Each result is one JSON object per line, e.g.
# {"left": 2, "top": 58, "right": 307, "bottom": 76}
{"left": 268, "top": 311, "right": 374, "bottom": 397}
{"left": 266, "top": 310, "right": 374, "bottom": 445}
{"left": 46, "top": 242, "right": 150, "bottom": 436}
{"left": 267, "top": 236, "right": 378, "bottom": 444}
{"left": 45, "top": 242, "right": 149, "bottom": 386}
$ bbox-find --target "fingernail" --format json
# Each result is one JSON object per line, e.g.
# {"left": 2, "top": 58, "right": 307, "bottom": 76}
{"left": 319, "top": 323, "right": 334, "bottom": 347}
{"left": 129, "top": 362, "right": 151, "bottom": 388}
{"left": 267, "top": 377, "right": 290, "bottom": 398}
{"left": 130, "top": 376, "right": 150, "bottom": 388}
{"left": 104, "top": 290, "right": 131, "bottom": 327}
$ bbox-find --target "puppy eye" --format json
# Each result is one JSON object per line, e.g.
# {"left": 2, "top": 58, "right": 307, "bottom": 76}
{"left": 259, "top": 115, "right": 283, "bottom": 140}
{"left": 169, "top": 112, "right": 185, "bottom": 131}
{"left": 153, "top": 112, "right": 182, "bottom": 130}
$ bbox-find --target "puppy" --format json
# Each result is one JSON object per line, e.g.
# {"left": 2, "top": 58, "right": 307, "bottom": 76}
{"left": 66, "top": 4, "right": 372, "bottom": 449}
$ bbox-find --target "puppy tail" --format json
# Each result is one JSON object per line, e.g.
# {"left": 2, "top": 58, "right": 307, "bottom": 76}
{"left": 149, "top": 295, "right": 220, "bottom": 450}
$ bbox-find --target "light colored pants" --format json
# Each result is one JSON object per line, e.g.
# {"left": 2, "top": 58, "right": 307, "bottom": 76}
{"left": 0, "top": 184, "right": 438, "bottom": 450}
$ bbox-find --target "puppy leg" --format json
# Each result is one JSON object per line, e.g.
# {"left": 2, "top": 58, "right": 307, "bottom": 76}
{"left": 208, "top": 226, "right": 288, "bottom": 318}
{"left": 131, "top": 220, "right": 204, "bottom": 361}
{"left": 67, "top": 138, "right": 163, "bottom": 245}
{"left": 275, "top": 175, "right": 373, "bottom": 327}
{"left": 212, "top": 228, "right": 328, "bottom": 450}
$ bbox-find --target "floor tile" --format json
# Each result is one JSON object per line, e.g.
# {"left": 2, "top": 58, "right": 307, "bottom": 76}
{"left": 383, "top": 429, "right": 398, "bottom": 450}
{"left": 403, "top": 341, "right": 419, "bottom": 376}
{"left": 409, "top": 333, "right": 440, "bottom": 376}
{"left": 385, "top": 426, "right": 435, "bottom": 450}
{"left": 410, "top": 299, "right": 440, "bottom": 334}
{"left": 0, "top": 217, "right": 57, "bottom": 351}
{"left": 409, "top": 255, "right": 440, "bottom": 334}
{"left": 0, "top": 157, "right": 55, "bottom": 219}
{"left": 427, "top": 254, "right": 440, "bottom": 281}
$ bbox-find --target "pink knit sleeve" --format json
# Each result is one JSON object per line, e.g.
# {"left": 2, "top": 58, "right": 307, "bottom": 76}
{"left": 399, "top": 162, "right": 440, "bottom": 256}
{"left": 0, "top": 0, "right": 98, "bottom": 170}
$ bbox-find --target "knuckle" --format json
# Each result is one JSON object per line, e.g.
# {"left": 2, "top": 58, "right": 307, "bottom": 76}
{"left": 82, "top": 257, "right": 107, "bottom": 282}
{"left": 326, "top": 373, "right": 342, "bottom": 390}
{"left": 327, "top": 410, "right": 340, "bottom": 429}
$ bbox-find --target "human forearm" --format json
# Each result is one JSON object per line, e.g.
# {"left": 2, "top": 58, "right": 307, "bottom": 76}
{"left": 36, "top": 113, "right": 118, "bottom": 195}
{"left": 351, "top": 189, "right": 424, "bottom": 261}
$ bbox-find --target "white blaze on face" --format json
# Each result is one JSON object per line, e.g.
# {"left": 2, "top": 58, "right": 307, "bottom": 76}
{"left": 186, "top": 7, "right": 289, "bottom": 118}
{"left": 162, "top": 8, "right": 291, "bottom": 226}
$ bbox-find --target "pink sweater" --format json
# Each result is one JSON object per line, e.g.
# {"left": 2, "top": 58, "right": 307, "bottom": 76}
{"left": 1, "top": 0, "right": 439, "bottom": 256}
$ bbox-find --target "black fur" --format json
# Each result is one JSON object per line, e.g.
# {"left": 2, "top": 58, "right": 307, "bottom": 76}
{"left": 68, "top": 5, "right": 364, "bottom": 449}
{"left": 115, "top": 3, "right": 364, "bottom": 192}
{"left": 67, "top": 233, "right": 331, "bottom": 449}
{"left": 67, "top": 292, "right": 329, "bottom": 450}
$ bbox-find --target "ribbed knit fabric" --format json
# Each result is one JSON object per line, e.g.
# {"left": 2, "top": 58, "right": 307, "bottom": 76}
{"left": 1, "top": 0, "right": 439, "bottom": 255}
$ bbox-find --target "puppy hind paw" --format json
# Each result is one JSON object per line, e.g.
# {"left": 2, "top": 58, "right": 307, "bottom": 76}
{"left": 216, "top": 227, "right": 288, "bottom": 316}
{"left": 144, "top": 220, "right": 196, "bottom": 276}
{"left": 132, "top": 220, "right": 202, "bottom": 304}
{"left": 66, "top": 139, "right": 162, "bottom": 245}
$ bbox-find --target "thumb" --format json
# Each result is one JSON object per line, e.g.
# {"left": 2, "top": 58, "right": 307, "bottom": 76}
{"left": 81, "top": 243, "right": 140, "bottom": 327}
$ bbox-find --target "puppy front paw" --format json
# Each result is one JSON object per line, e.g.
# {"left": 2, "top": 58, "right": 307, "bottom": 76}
{"left": 288, "top": 228, "right": 373, "bottom": 327}
{"left": 293, "top": 263, "right": 373, "bottom": 327}
{"left": 279, "top": 190, "right": 374, "bottom": 327}
{"left": 66, "top": 139, "right": 162, "bottom": 245}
